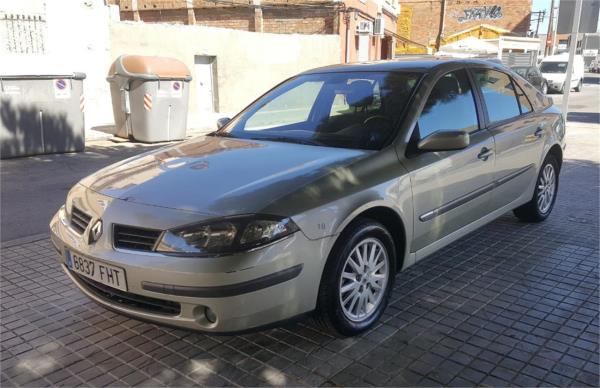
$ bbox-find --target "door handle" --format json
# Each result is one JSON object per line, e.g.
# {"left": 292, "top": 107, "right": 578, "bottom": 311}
{"left": 534, "top": 126, "right": 544, "bottom": 138}
{"left": 477, "top": 147, "right": 493, "bottom": 161}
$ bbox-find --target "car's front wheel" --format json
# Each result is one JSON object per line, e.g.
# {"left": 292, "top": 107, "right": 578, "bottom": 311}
{"left": 575, "top": 79, "right": 583, "bottom": 92}
{"left": 541, "top": 82, "right": 548, "bottom": 95}
{"left": 316, "top": 218, "right": 395, "bottom": 336}
{"left": 514, "top": 154, "right": 559, "bottom": 222}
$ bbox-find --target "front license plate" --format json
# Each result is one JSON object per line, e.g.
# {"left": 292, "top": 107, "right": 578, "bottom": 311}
{"left": 65, "top": 250, "right": 128, "bottom": 292}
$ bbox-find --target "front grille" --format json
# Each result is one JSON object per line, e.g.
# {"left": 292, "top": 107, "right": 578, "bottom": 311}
{"left": 73, "top": 272, "right": 181, "bottom": 316}
{"left": 114, "top": 224, "right": 161, "bottom": 252}
{"left": 70, "top": 206, "right": 92, "bottom": 234}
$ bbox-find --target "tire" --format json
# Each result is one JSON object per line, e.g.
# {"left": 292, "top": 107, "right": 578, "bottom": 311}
{"left": 513, "top": 154, "right": 559, "bottom": 222}
{"left": 315, "top": 218, "right": 396, "bottom": 336}
{"left": 575, "top": 79, "right": 582, "bottom": 92}
{"left": 559, "top": 83, "right": 566, "bottom": 94}
{"left": 541, "top": 82, "right": 548, "bottom": 95}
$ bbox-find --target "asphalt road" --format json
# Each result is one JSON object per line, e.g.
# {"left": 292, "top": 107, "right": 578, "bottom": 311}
{"left": 551, "top": 73, "right": 600, "bottom": 124}
{"left": 1, "top": 141, "right": 165, "bottom": 242}
{"left": 1, "top": 74, "right": 599, "bottom": 242}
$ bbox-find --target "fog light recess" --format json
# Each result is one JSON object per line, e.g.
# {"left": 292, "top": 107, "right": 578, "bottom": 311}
{"left": 205, "top": 307, "right": 217, "bottom": 323}
{"left": 193, "top": 305, "right": 218, "bottom": 327}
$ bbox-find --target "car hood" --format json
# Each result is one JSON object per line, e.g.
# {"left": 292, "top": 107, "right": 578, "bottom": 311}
{"left": 79, "top": 135, "right": 370, "bottom": 216}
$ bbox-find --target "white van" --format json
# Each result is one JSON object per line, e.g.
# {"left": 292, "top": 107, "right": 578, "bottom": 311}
{"left": 540, "top": 54, "right": 585, "bottom": 93}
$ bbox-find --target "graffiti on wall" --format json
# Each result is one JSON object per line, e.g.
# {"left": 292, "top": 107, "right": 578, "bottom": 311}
{"left": 454, "top": 5, "right": 503, "bottom": 23}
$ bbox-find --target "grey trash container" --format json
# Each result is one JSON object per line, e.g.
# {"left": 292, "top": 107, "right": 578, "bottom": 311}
{"left": 0, "top": 73, "right": 86, "bottom": 159}
{"left": 107, "top": 55, "right": 192, "bottom": 143}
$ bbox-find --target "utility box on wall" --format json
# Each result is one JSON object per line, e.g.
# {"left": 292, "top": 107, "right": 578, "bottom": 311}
{"left": 107, "top": 55, "right": 192, "bottom": 143}
{"left": 0, "top": 73, "right": 86, "bottom": 159}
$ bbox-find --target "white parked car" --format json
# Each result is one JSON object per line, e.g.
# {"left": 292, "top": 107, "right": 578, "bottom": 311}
{"left": 540, "top": 54, "right": 585, "bottom": 93}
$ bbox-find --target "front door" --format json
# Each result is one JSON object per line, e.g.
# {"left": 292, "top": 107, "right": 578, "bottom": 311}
{"left": 471, "top": 68, "right": 545, "bottom": 210}
{"left": 194, "top": 55, "right": 215, "bottom": 113}
{"left": 357, "top": 35, "right": 369, "bottom": 62}
{"left": 403, "top": 69, "right": 495, "bottom": 255}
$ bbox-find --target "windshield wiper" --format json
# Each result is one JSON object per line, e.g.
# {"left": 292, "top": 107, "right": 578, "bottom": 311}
{"left": 253, "top": 136, "right": 324, "bottom": 146}
{"left": 208, "top": 131, "right": 235, "bottom": 138}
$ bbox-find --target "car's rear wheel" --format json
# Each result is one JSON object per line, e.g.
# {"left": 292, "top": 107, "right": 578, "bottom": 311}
{"left": 541, "top": 82, "right": 548, "bottom": 95}
{"left": 575, "top": 79, "right": 583, "bottom": 92}
{"left": 315, "top": 218, "right": 395, "bottom": 336}
{"left": 514, "top": 154, "right": 559, "bottom": 222}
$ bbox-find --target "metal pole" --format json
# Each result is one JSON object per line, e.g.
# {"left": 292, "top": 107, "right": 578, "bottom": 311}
{"left": 546, "top": 0, "right": 555, "bottom": 56}
{"left": 551, "top": 7, "right": 558, "bottom": 55}
{"left": 562, "top": 0, "right": 583, "bottom": 116}
{"left": 535, "top": 10, "right": 544, "bottom": 38}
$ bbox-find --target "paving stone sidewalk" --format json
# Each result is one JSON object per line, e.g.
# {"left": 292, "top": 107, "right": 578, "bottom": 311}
{"left": 1, "top": 127, "right": 598, "bottom": 387}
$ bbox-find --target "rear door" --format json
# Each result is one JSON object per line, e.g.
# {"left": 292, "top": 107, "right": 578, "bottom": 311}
{"left": 402, "top": 69, "right": 495, "bottom": 254}
{"left": 471, "top": 68, "right": 546, "bottom": 211}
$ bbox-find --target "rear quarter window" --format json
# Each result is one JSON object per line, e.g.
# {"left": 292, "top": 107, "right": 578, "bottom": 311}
{"left": 512, "top": 75, "right": 551, "bottom": 111}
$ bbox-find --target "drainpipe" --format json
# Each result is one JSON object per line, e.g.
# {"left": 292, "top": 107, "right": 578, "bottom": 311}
{"left": 435, "top": 0, "right": 446, "bottom": 52}
{"left": 345, "top": 11, "right": 351, "bottom": 63}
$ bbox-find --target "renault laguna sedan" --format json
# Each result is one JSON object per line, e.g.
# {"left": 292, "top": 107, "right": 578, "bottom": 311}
{"left": 50, "top": 59, "right": 565, "bottom": 336}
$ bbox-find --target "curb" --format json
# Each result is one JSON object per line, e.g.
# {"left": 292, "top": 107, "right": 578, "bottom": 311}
{"left": 1, "top": 233, "right": 49, "bottom": 248}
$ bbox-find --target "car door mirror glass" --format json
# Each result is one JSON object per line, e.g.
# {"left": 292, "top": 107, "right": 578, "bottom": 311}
{"left": 216, "top": 117, "right": 231, "bottom": 129}
{"left": 417, "top": 130, "right": 470, "bottom": 152}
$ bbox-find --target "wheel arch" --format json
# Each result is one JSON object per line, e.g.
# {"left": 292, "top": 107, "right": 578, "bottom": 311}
{"left": 547, "top": 143, "right": 563, "bottom": 172}
{"left": 331, "top": 205, "right": 409, "bottom": 273}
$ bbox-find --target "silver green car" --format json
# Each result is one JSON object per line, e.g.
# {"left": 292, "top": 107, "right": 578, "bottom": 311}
{"left": 50, "top": 59, "right": 565, "bottom": 335}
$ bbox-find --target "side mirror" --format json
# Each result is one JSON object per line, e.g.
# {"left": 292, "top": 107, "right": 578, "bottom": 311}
{"left": 216, "top": 117, "right": 231, "bottom": 129}
{"left": 417, "top": 130, "right": 470, "bottom": 152}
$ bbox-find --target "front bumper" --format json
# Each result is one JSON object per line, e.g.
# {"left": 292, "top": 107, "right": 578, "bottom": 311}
{"left": 49, "top": 192, "right": 333, "bottom": 333}
{"left": 546, "top": 80, "right": 564, "bottom": 91}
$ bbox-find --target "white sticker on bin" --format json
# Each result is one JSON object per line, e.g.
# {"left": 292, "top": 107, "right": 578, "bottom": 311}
{"left": 54, "top": 79, "right": 71, "bottom": 99}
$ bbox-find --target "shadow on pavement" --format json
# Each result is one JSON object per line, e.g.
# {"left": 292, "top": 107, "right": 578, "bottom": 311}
{"left": 567, "top": 112, "right": 600, "bottom": 124}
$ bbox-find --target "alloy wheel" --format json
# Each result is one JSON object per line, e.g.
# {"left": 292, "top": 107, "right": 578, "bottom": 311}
{"left": 537, "top": 164, "right": 556, "bottom": 214}
{"left": 339, "top": 237, "right": 389, "bottom": 322}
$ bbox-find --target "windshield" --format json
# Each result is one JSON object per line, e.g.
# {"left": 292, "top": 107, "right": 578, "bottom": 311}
{"left": 540, "top": 62, "right": 568, "bottom": 73}
{"left": 216, "top": 71, "right": 421, "bottom": 150}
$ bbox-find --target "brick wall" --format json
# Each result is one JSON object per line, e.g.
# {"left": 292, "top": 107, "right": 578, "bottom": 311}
{"left": 194, "top": 8, "right": 255, "bottom": 31}
{"left": 402, "top": 0, "right": 532, "bottom": 46}
{"left": 262, "top": 8, "right": 335, "bottom": 34}
{"left": 134, "top": 8, "right": 189, "bottom": 23}
{"left": 111, "top": 0, "right": 338, "bottom": 34}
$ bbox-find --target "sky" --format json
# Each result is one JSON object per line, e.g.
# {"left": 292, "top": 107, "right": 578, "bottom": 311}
{"left": 531, "top": 0, "right": 556, "bottom": 35}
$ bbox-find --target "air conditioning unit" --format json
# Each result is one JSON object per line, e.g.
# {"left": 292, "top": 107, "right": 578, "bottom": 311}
{"left": 373, "top": 17, "right": 385, "bottom": 36}
{"left": 356, "top": 21, "right": 373, "bottom": 35}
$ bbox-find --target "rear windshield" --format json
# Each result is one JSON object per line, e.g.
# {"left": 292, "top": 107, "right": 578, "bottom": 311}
{"left": 540, "top": 62, "right": 568, "bottom": 73}
{"left": 511, "top": 67, "right": 528, "bottom": 77}
{"left": 216, "top": 71, "right": 421, "bottom": 150}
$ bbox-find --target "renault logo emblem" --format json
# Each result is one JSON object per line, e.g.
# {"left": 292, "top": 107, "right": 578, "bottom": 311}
{"left": 88, "top": 220, "right": 103, "bottom": 244}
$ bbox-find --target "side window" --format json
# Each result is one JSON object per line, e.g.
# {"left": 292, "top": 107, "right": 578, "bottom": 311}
{"left": 417, "top": 70, "right": 479, "bottom": 139}
{"left": 473, "top": 69, "right": 521, "bottom": 123}
{"left": 514, "top": 81, "right": 533, "bottom": 114}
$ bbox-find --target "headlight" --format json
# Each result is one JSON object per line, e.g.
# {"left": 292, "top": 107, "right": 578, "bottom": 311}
{"left": 155, "top": 215, "right": 299, "bottom": 256}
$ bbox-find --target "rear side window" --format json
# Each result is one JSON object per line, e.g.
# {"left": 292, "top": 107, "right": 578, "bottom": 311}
{"left": 473, "top": 69, "right": 521, "bottom": 124}
{"left": 417, "top": 69, "right": 479, "bottom": 138}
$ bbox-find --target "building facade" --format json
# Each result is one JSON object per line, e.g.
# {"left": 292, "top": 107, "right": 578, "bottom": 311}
{"left": 109, "top": 0, "right": 399, "bottom": 62}
{"left": 396, "top": 0, "right": 532, "bottom": 53}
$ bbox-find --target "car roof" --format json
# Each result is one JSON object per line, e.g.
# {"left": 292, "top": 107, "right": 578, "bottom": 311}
{"left": 302, "top": 57, "right": 508, "bottom": 74}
